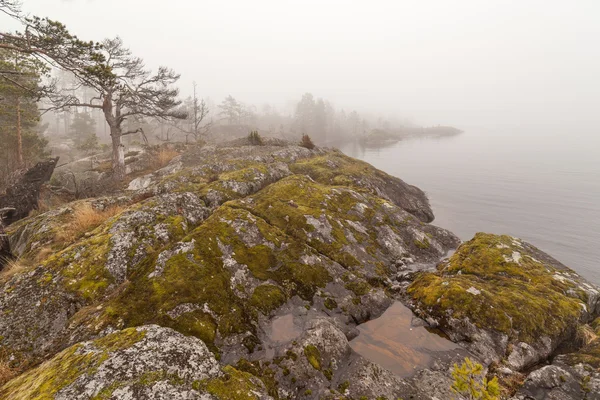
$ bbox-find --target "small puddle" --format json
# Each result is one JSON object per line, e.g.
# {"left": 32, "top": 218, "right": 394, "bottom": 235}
{"left": 269, "top": 314, "right": 301, "bottom": 343}
{"left": 350, "top": 301, "right": 459, "bottom": 377}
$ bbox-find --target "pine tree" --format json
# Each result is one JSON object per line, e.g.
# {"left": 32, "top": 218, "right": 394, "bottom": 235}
{"left": 0, "top": 49, "right": 49, "bottom": 189}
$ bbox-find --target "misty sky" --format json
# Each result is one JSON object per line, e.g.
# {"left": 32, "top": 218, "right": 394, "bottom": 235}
{"left": 4, "top": 0, "right": 600, "bottom": 130}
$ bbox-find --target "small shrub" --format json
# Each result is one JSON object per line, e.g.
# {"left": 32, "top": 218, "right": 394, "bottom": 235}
{"left": 94, "top": 160, "right": 113, "bottom": 173}
{"left": 300, "top": 134, "right": 315, "bottom": 150}
{"left": 0, "top": 356, "right": 17, "bottom": 387}
{"left": 451, "top": 357, "right": 500, "bottom": 400}
{"left": 248, "top": 130, "right": 263, "bottom": 146}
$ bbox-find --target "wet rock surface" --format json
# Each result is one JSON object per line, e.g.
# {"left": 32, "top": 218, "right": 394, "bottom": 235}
{"left": 0, "top": 140, "right": 598, "bottom": 399}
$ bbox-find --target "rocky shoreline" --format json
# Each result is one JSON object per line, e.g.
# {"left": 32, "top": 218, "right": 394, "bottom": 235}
{"left": 0, "top": 139, "right": 597, "bottom": 399}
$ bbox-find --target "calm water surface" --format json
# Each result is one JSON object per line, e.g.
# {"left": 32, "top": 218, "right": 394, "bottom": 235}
{"left": 349, "top": 301, "right": 460, "bottom": 377}
{"left": 341, "top": 128, "right": 600, "bottom": 285}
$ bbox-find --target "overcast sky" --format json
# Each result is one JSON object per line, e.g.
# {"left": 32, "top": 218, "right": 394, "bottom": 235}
{"left": 4, "top": 0, "right": 600, "bottom": 130}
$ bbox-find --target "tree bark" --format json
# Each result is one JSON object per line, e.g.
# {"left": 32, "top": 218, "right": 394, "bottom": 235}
{"left": 110, "top": 125, "right": 126, "bottom": 181}
{"left": 102, "top": 94, "right": 126, "bottom": 181}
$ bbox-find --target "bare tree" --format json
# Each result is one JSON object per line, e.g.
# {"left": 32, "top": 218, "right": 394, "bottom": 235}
{"left": 190, "top": 82, "right": 210, "bottom": 141}
{"left": 168, "top": 82, "right": 210, "bottom": 142}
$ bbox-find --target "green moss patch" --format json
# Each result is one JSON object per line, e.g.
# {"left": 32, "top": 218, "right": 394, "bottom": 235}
{"left": 290, "top": 152, "right": 382, "bottom": 189}
{"left": 304, "top": 345, "right": 322, "bottom": 370}
{"left": 250, "top": 285, "right": 286, "bottom": 315}
{"left": 204, "top": 365, "right": 264, "bottom": 400}
{"left": 408, "top": 233, "right": 586, "bottom": 343}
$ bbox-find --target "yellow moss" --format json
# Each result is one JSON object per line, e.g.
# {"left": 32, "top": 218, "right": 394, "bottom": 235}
{"left": 304, "top": 345, "right": 321, "bottom": 370}
{"left": 408, "top": 233, "right": 586, "bottom": 342}
{"left": 250, "top": 285, "right": 286, "bottom": 315}
{"left": 94, "top": 327, "right": 146, "bottom": 352}
{"left": 171, "top": 311, "right": 217, "bottom": 345}
{"left": 204, "top": 365, "right": 263, "bottom": 400}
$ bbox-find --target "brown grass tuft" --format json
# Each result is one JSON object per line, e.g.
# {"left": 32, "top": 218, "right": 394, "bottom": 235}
{"left": 56, "top": 203, "right": 123, "bottom": 243}
{"left": 34, "top": 246, "right": 54, "bottom": 264}
{"left": 577, "top": 324, "right": 598, "bottom": 346}
{"left": 0, "top": 360, "right": 16, "bottom": 387}
{"left": 156, "top": 148, "right": 179, "bottom": 168}
{"left": 0, "top": 259, "right": 26, "bottom": 283}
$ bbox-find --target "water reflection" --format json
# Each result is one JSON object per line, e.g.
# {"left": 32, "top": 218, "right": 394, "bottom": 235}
{"left": 350, "top": 301, "right": 458, "bottom": 377}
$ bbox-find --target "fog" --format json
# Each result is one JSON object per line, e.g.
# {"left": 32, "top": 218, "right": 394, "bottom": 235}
{"left": 6, "top": 0, "right": 600, "bottom": 132}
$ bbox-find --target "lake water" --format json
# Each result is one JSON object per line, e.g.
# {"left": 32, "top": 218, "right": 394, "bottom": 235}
{"left": 341, "top": 127, "right": 600, "bottom": 285}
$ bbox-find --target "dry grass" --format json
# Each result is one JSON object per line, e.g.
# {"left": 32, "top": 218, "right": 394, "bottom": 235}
{"left": 0, "top": 348, "right": 21, "bottom": 387}
{"left": 56, "top": 203, "right": 123, "bottom": 243}
{"left": 34, "top": 246, "right": 54, "bottom": 264}
{"left": 94, "top": 160, "right": 113, "bottom": 173}
{"left": 0, "top": 259, "right": 26, "bottom": 283}
{"left": 156, "top": 148, "right": 179, "bottom": 168}
{"left": 577, "top": 324, "right": 598, "bottom": 347}
{"left": 27, "top": 199, "right": 52, "bottom": 218}
{"left": 0, "top": 360, "right": 17, "bottom": 387}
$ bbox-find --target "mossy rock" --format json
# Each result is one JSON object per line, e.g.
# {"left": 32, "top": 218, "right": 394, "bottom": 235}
{"left": 289, "top": 151, "right": 434, "bottom": 222}
{"left": 203, "top": 365, "right": 267, "bottom": 400}
{"left": 0, "top": 325, "right": 270, "bottom": 400}
{"left": 233, "top": 174, "right": 457, "bottom": 279}
{"left": 408, "top": 233, "right": 592, "bottom": 350}
{"left": 92, "top": 205, "right": 333, "bottom": 351}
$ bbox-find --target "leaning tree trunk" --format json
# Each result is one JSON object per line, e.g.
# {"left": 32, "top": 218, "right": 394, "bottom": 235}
{"left": 110, "top": 126, "right": 126, "bottom": 181}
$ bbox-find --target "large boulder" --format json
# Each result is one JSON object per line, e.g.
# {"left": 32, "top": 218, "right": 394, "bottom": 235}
{"left": 408, "top": 233, "right": 600, "bottom": 371}
{"left": 0, "top": 324, "right": 272, "bottom": 400}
